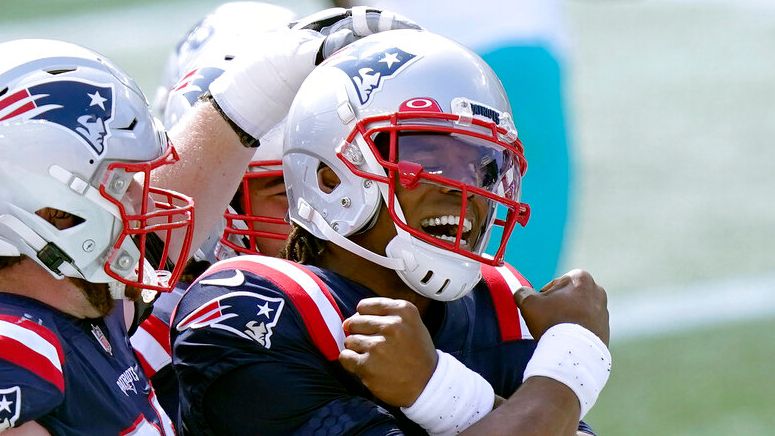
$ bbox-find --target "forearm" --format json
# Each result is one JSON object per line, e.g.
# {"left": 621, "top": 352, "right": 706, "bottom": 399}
{"left": 153, "top": 102, "right": 254, "bottom": 261}
{"left": 461, "top": 376, "right": 579, "bottom": 436}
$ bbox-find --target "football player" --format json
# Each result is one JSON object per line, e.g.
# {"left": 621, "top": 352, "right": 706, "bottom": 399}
{"left": 0, "top": 39, "right": 189, "bottom": 434}
{"left": 130, "top": 1, "right": 297, "bottom": 420}
{"left": 129, "top": 2, "right": 425, "bottom": 424}
{"left": 171, "top": 29, "right": 611, "bottom": 435}
{"left": 0, "top": 7, "right": 420, "bottom": 434}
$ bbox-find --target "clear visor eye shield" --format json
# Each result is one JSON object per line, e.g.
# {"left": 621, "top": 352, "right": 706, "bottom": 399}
{"left": 338, "top": 112, "right": 530, "bottom": 266}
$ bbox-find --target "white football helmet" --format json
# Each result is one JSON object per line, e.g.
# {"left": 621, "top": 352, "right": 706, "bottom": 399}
{"left": 154, "top": 1, "right": 296, "bottom": 126}
{"left": 284, "top": 30, "right": 530, "bottom": 301}
{"left": 0, "top": 39, "right": 194, "bottom": 293}
{"left": 154, "top": 2, "right": 296, "bottom": 261}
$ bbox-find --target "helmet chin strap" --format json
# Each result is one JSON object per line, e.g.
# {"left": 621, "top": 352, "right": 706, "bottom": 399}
{"left": 1, "top": 214, "right": 162, "bottom": 301}
{"left": 0, "top": 214, "right": 73, "bottom": 279}
{"left": 296, "top": 198, "right": 405, "bottom": 271}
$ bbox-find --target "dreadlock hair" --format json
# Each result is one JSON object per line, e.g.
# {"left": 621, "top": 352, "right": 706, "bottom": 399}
{"left": 280, "top": 223, "right": 326, "bottom": 265}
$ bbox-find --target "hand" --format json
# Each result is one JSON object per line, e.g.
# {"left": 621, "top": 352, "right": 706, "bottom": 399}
{"left": 210, "top": 7, "right": 421, "bottom": 140}
{"left": 339, "top": 297, "right": 437, "bottom": 407}
{"left": 514, "top": 269, "right": 609, "bottom": 345}
{"left": 292, "top": 6, "right": 422, "bottom": 61}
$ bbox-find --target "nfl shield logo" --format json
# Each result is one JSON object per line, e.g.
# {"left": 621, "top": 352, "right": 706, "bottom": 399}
{"left": 0, "top": 386, "right": 21, "bottom": 430}
{"left": 91, "top": 324, "right": 113, "bottom": 356}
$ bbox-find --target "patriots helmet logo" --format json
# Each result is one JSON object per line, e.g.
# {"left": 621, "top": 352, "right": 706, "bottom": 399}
{"left": 169, "top": 67, "right": 224, "bottom": 106}
{"left": 0, "top": 79, "right": 114, "bottom": 155}
{"left": 0, "top": 386, "right": 21, "bottom": 431}
{"left": 176, "top": 291, "right": 285, "bottom": 349}
{"left": 332, "top": 45, "right": 418, "bottom": 105}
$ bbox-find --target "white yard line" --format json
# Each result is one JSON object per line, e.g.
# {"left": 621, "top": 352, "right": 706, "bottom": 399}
{"left": 610, "top": 273, "right": 775, "bottom": 343}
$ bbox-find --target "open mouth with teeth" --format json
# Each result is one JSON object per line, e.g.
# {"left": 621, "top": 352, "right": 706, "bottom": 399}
{"left": 420, "top": 215, "right": 474, "bottom": 247}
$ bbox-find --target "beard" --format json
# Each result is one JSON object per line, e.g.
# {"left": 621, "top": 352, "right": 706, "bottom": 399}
{"left": 69, "top": 279, "right": 143, "bottom": 317}
{"left": 71, "top": 278, "right": 114, "bottom": 317}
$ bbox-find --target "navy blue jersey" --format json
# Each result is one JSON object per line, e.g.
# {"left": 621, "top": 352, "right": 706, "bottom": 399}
{"left": 0, "top": 293, "right": 174, "bottom": 435}
{"left": 172, "top": 255, "right": 594, "bottom": 435}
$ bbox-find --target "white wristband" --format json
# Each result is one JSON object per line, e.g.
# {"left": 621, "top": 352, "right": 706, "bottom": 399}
{"left": 401, "top": 350, "right": 494, "bottom": 436}
{"left": 209, "top": 29, "right": 323, "bottom": 140}
{"left": 522, "top": 323, "right": 612, "bottom": 419}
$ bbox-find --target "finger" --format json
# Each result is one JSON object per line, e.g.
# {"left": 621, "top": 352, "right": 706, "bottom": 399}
{"left": 355, "top": 297, "right": 413, "bottom": 316}
{"left": 344, "top": 334, "right": 384, "bottom": 354}
{"left": 350, "top": 6, "right": 372, "bottom": 36}
{"left": 344, "top": 314, "right": 396, "bottom": 335}
{"left": 338, "top": 348, "right": 367, "bottom": 376}
{"left": 320, "top": 28, "right": 355, "bottom": 61}
{"left": 540, "top": 274, "right": 572, "bottom": 293}
{"left": 513, "top": 286, "right": 539, "bottom": 310}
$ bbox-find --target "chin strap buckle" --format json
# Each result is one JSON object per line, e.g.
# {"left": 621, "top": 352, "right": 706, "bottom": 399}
{"left": 37, "top": 242, "right": 73, "bottom": 276}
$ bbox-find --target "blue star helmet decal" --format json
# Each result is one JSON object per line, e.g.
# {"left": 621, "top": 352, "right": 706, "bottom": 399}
{"left": 0, "top": 79, "right": 114, "bottom": 155}
{"left": 175, "top": 291, "right": 285, "bottom": 349}
{"left": 331, "top": 45, "right": 418, "bottom": 106}
{"left": 169, "top": 67, "right": 224, "bottom": 106}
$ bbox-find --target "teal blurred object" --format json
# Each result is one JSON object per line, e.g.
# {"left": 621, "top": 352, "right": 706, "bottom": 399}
{"left": 482, "top": 44, "right": 571, "bottom": 288}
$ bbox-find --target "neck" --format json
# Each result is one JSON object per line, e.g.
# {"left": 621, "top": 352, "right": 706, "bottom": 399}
{"left": 316, "top": 243, "right": 433, "bottom": 316}
{"left": 0, "top": 257, "right": 98, "bottom": 318}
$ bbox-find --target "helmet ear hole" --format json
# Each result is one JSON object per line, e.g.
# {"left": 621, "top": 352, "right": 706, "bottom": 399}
{"left": 317, "top": 164, "right": 341, "bottom": 194}
{"left": 35, "top": 208, "right": 85, "bottom": 230}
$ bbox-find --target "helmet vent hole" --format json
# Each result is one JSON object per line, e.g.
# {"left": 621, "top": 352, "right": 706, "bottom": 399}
{"left": 0, "top": 87, "right": 7, "bottom": 98}
{"left": 35, "top": 208, "right": 85, "bottom": 229}
{"left": 45, "top": 68, "right": 76, "bottom": 75}
{"left": 118, "top": 118, "right": 138, "bottom": 131}
{"left": 420, "top": 270, "right": 433, "bottom": 284}
{"left": 435, "top": 279, "right": 451, "bottom": 295}
{"left": 224, "top": 55, "right": 235, "bottom": 61}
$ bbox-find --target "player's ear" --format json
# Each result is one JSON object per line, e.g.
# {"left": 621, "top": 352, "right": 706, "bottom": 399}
{"left": 317, "top": 164, "right": 341, "bottom": 194}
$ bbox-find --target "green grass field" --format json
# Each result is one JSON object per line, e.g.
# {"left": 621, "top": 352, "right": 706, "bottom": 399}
{"left": 2, "top": 1, "right": 774, "bottom": 434}
{"left": 589, "top": 317, "right": 775, "bottom": 435}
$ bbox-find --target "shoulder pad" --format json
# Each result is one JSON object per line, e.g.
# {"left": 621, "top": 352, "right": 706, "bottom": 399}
{"left": 180, "top": 256, "right": 345, "bottom": 361}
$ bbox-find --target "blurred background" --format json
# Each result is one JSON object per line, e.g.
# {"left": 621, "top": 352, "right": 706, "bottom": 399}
{"left": 2, "top": 0, "right": 774, "bottom": 433}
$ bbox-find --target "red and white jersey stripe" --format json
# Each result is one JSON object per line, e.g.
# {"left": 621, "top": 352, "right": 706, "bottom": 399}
{"left": 192, "top": 256, "right": 346, "bottom": 361}
{"left": 0, "top": 314, "right": 66, "bottom": 392}
{"left": 481, "top": 263, "right": 533, "bottom": 342}
{"left": 131, "top": 314, "right": 172, "bottom": 379}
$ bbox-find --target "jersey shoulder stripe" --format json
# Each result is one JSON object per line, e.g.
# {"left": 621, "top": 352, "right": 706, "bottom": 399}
{"left": 187, "top": 256, "right": 345, "bottom": 361}
{"left": 130, "top": 314, "right": 172, "bottom": 378}
{"left": 480, "top": 263, "right": 533, "bottom": 342}
{"left": 0, "top": 314, "right": 65, "bottom": 392}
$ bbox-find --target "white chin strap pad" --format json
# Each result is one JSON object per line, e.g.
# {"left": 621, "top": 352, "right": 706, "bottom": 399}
{"left": 386, "top": 233, "right": 481, "bottom": 301}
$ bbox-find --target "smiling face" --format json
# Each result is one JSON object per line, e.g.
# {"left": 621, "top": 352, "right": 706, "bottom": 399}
{"left": 368, "top": 131, "right": 513, "bottom": 255}
{"left": 399, "top": 179, "right": 489, "bottom": 252}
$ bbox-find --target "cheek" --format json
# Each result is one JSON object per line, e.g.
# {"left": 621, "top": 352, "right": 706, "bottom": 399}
{"left": 249, "top": 195, "right": 288, "bottom": 217}
{"left": 394, "top": 186, "right": 429, "bottom": 219}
